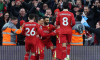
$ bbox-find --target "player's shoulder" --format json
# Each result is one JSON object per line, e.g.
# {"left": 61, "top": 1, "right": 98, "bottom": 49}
{"left": 68, "top": 11, "right": 74, "bottom": 15}
{"left": 49, "top": 24, "right": 54, "bottom": 26}
{"left": 38, "top": 25, "right": 43, "bottom": 29}
{"left": 48, "top": 24, "right": 54, "bottom": 27}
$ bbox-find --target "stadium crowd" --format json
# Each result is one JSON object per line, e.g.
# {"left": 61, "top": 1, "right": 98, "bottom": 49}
{"left": 0, "top": 0, "right": 100, "bottom": 46}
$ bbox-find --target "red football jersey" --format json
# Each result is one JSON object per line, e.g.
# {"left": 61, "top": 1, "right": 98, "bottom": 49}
{"left": 56, "top": 11, "right": 75, "bottom": 34}
{"left": 39, "top": 24, "right": 55, "bottom": 41}
{"left": 22, "top": 22, "right": 49, "bottom": 42}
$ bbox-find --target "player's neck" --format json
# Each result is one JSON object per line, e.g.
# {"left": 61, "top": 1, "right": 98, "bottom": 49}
{"left": 63, "top": 9, "right": 68, "bottom": 11}
{"left": 44, "top": 24, "right": 49, "bottom": 26}
{"left": 29, "top": 20, "right": 34, "bottom": 22}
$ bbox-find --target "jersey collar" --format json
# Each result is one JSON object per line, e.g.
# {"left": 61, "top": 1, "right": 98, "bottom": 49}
{"left": 63, "top": 9, "right": 68, "bottom": 11}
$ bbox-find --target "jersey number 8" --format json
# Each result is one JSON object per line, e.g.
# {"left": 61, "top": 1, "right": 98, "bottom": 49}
{"left": 63, "top": 17, "right": 68, "bottom": 26}
{"left": 26, "top": 28, "right": 35, "bottom": 36}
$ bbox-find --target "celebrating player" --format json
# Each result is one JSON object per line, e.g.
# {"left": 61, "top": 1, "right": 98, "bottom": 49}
{"left": 37, "top": 17, "right": 56, "bottom": 60}
{"left": 22, "top": 14, "right": 51, "bottom": 60}
{"left": 56, "top": 2, "right": 75, "bottom": 60}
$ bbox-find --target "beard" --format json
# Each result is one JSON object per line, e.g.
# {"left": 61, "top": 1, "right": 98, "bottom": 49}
{"left": 84, "top": 11, "right": 88, "bottom": 16}
{"left": 44, "top": 22, "right": 49, "bottom": 25}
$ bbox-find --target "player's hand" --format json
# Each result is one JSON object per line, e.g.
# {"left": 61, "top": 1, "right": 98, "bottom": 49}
{"left": 11, "top": 1, "right": 15, "bottom": 6}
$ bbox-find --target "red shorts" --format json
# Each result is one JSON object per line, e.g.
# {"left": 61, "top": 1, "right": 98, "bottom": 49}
{"left": 25, "top": 40, "right": 36, "bottom": 53}
{"left": 42, "top": 40, "right": 53, "bottom": 49}
{"left": 56, "top": 43, "right": 63, "bottom": 59}
{"left": 36, "top": 39, "right": 45, "bottom": 54}
{"left": 57, "top": 34, "right": 72, "bottom": 43}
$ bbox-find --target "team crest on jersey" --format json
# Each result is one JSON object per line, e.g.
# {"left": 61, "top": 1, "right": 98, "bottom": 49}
{"left": 48, "top": 27, "right": 50, "bottom": 29}
{"left": 40, "top": 26, "right": 42, "bottom": 29}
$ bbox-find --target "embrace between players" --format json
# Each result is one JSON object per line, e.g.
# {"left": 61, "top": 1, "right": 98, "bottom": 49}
{"left": 22, "top": 2, "right": 75, "bottom": 60}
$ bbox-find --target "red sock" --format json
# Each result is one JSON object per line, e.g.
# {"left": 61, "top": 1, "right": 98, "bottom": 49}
{"left": 62, "top": 47, "right": 66, "bottom": 59}
{"left": 52, "top": 49, "right": 56, "bottom": 58}
{"left": 67, "top": 44, "right": 71, "bottom": 55}
{"left": 39, "top": 53, "right": 44, "bottom": 60}
{"left": 51, "top": 49, "right": 55, "bottom": 54}
{"left": 30, "top": 55, "right": 36, "bottom": 60}
{"left": 36, "top": 54, "right": 39, "bottom": 60}
{"left": 24, "top": 53, "right": 29, "bottom": 60}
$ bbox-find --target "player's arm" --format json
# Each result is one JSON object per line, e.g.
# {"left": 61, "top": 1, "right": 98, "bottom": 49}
{"left": 37, "top": 28, "right": 50, "bottom": 37}
{"left": 56, "top": 13, "right": 60, "bottom": 25}
{"left": 71, "top": 13, "right": 76, "bottom": 27}
{"left": 21, "top": 24, "right": 25, "bottom": 35}
{"left": 49, "top": 30, "right": 57, "bottom": 36}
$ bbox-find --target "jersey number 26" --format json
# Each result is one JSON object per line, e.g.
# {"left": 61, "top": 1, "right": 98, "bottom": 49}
{"left": 26, "top": 28, "right": 35, "bottom": 36}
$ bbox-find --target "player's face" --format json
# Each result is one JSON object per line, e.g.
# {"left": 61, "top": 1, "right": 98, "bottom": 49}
{"left": 45, "top": 18, "right": 49, "bottom": 25}
{"left": 38, "top": 19, "right": 44, "bottom": 26}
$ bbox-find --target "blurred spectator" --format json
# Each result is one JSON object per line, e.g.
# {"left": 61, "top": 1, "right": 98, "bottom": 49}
{"left": 91, "top": 0, "right": 100, "bottom": 28}
{"left": 0, "top": 12, "right": 10, "bottom": 45}
{"left": 11, "top": 7, "right": 34, "bottom": 28}
{"left": 82, "top": 6, "right": 94, "bottom": 28}
{"left": 85, "top": 21, "right": 100, "bottom": 45}
{"left": 40, "top": 3, "right": 48, "bottom": 14}
{"left": 0, "top": 0, "right": 4, "bottom": 12}
{"left": 76, "top": 0, "right": 83, "bottom": 11}
{"left": 45, "top": 8, "right": 52, "bottom": 17}
{"left": 71, "top": 5, "right": 82, "bottom": 21}
{"left": 10, "top": 1, "right": 23, "bottom": 13}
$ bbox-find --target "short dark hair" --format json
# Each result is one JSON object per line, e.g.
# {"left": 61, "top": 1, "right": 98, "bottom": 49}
{"left": 11, "top": 16, "right": 18, "bottom": 20}
{"left": 38, "top": 17, "right": 43, "bottom": 21}
{"left": 84, "top": 5, "right": 89, "bottom": 9}
{"left": 28, "top": 14, "right": 35, "bottom": 20}
{"left": 63, "top": 2, "right": 68, "bottom": 9}
{"left": 43, "top": 16, "right": 49, "bottom": 20}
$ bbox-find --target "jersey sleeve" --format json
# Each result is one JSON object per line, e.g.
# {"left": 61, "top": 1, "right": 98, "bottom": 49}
{"left": 56, "top": 12, "right": 60, "bottom": 25}
{"left": 50, "top": 24, "right": 56, "bottom": 30}
{"left": 49, "top": 30, "right": 57, "bottom": 36}
{"left": 36, "top": 24, "right": 52, "bottom": 37}
{"left": 21, "top": 24, "right": 25, "bottom": 35}
{"left": 52, "top": 25, "right": 56, "bottom": 30}
{"left": 71, "top": 13, "right": 76, "bottom": 27}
